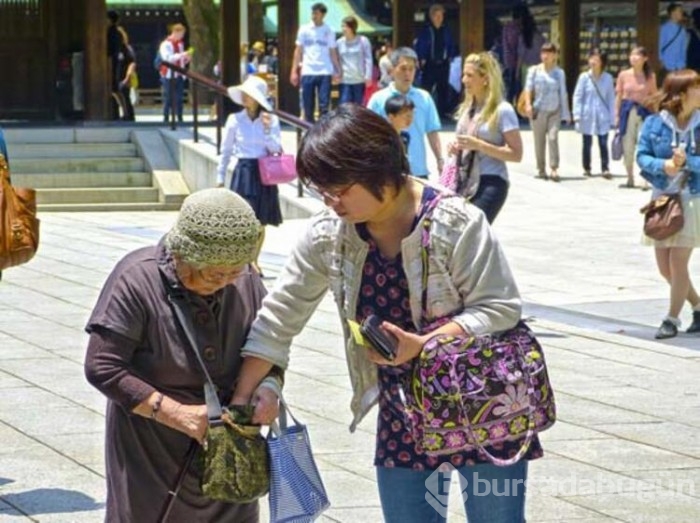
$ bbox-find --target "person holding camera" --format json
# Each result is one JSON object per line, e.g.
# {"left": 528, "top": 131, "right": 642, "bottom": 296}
{"left": 232, "top": 104, "right": 541, "bottom": 523}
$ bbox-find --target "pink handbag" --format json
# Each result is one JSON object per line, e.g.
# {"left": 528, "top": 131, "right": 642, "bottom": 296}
{"left": 258, "top": 153, "right": 297, "bottom": 185}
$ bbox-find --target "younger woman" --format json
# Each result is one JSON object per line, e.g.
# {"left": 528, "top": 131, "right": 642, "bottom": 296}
{"left": 217, "top": 76, "right": 282, "bottom": 274}
{"left": 637, "top": 69, "right": 700, "bottom": 339}
{"left": 233, "top": 104, "right": 540, "bottom": 523}
{"left": 573, "top": 48, "right": 616, "bottom": 178}
{"left": 616, "top": 47, "right": 657, "bottom": 188}
{"left": 447, "top": 52, "right": 523, "bottom": 223}
{"left": 336, "top": 15, "right": 373, "bottom": 105}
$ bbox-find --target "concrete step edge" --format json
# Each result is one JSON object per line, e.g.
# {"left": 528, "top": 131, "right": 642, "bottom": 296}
{"left": 38, "top": 202, "right": 179, "bottom": 212}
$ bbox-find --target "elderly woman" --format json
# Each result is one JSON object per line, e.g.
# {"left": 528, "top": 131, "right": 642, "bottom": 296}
{"left": 232, "top": 104, "right": 541, "bottom": 523}
{"left": 84, "top": 189, "right": 281, "bottom": 522}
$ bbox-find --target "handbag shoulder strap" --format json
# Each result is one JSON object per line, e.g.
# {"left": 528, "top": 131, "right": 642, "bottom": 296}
{"left": 418, "top": 194, "right": 447, "bottom": 327}
{"left": 666, "top": 169, "right": 689, "bottom": 194}
{"left": 161, "top": 272, "right": 223, "bottom": 423}
{"left": 661, "top": 25, "right": 683, "bottom": 54}
{"left": 269, "top": 395, "right": 303, "bottom": 437}
{"left": 589, "top": 73, "right": 606, "bottom": 104}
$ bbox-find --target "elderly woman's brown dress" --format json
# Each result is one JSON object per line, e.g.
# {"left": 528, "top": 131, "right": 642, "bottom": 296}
{"left": 85, "top": 239, "right": 266, "bottom": 522}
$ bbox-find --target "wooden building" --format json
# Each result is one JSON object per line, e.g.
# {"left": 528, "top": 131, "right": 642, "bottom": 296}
{"left": 0, "top": 0, "right": 666, "bottom": 122}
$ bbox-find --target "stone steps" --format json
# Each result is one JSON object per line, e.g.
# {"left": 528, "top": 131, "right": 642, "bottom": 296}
{"left": 11, "top": 172, "right": 152, "bottom": 189}
{"left": 11, "top": 157, "right": 145, "bottom": 174}
{"left": 36, "top": 187, "right": 160, "bottom": 205}
{"left": 39, "top": 201, "right": 181, "bottom": 212}
{"left": 10, "top": 143, "right": 138, "bottom": 159}
{"left": 4, "top": 127, "right": 189, "bottom": 212}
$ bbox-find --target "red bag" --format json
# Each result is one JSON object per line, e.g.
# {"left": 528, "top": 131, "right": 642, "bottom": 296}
{"left": 363, "top": 81, "right": 379, "bottom": 107}
{"left": 258, "top": 153, "right": 297, "bottom": 185}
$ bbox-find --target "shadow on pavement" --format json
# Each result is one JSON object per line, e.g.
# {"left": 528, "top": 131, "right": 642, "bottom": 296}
{"left": 0, "top": 488, "right": 103, "bottom": 515}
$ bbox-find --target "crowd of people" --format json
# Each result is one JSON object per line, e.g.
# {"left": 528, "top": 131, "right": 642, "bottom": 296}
{"left": 225, "top": 0, "right": 700, "bottom": 336}
{"left": 73, "top": 2, "right": 700, "bottom": 522}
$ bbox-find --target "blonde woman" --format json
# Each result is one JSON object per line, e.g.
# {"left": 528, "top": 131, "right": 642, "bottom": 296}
{"left": 447, "top": 52, "right": 523, "bottom": 223}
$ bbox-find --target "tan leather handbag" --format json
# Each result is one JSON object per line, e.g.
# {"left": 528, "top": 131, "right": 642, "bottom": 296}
{"left": 0, "top": 153, "right": 40, "bottom": 271}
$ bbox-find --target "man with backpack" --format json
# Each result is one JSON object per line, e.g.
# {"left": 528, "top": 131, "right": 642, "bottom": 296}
{"left": 156, "top": 23, "right": 192, "bottom": 123}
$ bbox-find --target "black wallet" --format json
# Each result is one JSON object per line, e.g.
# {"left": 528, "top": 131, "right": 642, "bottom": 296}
{"left": 360, "top": 315, "right": 398, "bottom": 361}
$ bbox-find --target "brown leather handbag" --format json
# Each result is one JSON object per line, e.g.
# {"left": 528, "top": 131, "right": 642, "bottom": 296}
{"left": 640, "top": 193, "right": 684, "bottom": 241}
{"left": 0, "top": 153, "right": 40, "bottom": 271}
{"left": 640, "top": 171, "right": 687, "bottom": 241}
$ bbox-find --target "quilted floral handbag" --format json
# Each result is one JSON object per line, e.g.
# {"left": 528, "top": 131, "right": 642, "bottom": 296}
{"left": 400, "top": 198, "right": 557, "bottom": 466}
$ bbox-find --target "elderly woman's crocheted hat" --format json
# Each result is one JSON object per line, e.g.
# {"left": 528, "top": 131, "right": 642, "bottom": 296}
{"left": 166, "top": 188, "right": 262, "bottom": 267}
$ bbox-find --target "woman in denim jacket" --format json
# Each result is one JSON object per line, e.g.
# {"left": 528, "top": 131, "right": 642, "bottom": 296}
{"left": 637, "top": 69, "right": 700, "bottom": 338}
{"left": 232, "top": 105, "right": 540, "bottom": 523}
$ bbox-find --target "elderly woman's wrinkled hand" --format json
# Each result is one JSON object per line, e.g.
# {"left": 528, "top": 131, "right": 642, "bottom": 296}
{"left": 365, "top": 321, "right": 428, "bottom": 367}
{"left": 174, "top": 403, "right": 208, "bottom": 444}
{"left": 251, "top": 387, "right": 280, "bottom": 425}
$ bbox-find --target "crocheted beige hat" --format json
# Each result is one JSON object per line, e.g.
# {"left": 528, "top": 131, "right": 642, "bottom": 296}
{"left": 166, "top": 188, "right": 262, "bottom": 267}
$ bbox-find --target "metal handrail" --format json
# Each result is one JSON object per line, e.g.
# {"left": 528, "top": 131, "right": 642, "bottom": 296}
{"left": 161, "top": 61, "right": 311, "bottom": 131}
{"left": 161, "top": 61, "right": 311, "bottom": 197}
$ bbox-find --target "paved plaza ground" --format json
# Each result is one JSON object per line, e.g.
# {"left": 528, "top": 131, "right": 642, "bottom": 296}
{"left": 0, "top": 128, "right": 699, "bottom": 522}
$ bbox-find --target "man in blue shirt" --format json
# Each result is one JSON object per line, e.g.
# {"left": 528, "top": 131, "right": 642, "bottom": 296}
{"left": 367, "top": 47, "right": 443, "bottom": 178}
{"left": 659, "top": 3, "right": 689, "bottom": 77}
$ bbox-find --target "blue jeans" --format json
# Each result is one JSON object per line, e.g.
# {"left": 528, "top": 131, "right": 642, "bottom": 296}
{"left": 161, "top": 76, "right": 185, "bottom": 121}
{"left": 301, "top": 74, "right": 331, "bottom": 123}
{"left": 339, "top": 83, "right": 366, "bottom": 105}
{"left": 582, "top": 133, "right": 610, "bottom": 173}
{"left": 377, "top": 461, "right": 528, "bottom": 523}
{"left": 471, "top": 175, "right": 509, "bottom": 224}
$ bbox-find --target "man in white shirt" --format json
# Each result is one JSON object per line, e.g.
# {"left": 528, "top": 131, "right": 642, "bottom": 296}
{"left": 290, "top": 2, "right": 341, "bottom": 123}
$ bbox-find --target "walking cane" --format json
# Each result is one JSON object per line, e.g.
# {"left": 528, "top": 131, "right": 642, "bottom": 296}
{"left": 157, "top": 439, "right": 200, "bottom": 523}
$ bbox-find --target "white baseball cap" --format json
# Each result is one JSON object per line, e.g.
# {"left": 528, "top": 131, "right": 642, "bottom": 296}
{"left": 227, "top": 76, "right": 272, "bottom": 111}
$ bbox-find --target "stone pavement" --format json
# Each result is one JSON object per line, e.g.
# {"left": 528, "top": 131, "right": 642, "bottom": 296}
{"left": 0, "top": 128, "right": 699, "bottom": 522}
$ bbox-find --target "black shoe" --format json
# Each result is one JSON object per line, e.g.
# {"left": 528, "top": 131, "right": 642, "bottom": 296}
{"left": 655, "top": 319, "right": 678, "bottom": 339}
{"left": 687, "top": 311, "right": 700, "bottom": 334}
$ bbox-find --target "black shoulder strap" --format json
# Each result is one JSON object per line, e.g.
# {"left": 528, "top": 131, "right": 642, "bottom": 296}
{"left": 661, "top": 25, "right": 683, "bottom": 54}
{"left": 161, "top": 271, "right": 223, "bottom": 425}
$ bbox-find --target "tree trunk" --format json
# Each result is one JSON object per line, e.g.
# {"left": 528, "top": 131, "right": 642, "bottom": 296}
{"left": 182, "top": 0, "right": 219, "bottom": 102}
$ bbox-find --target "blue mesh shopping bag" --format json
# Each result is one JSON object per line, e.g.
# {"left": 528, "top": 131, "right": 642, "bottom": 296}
{"left": 268, "top": 399, "right": 330, "bottom": 523}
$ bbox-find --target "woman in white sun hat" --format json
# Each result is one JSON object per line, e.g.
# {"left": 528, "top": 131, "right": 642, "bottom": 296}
{"left": 217, "top": 75, "right": 282, "bottom": 275}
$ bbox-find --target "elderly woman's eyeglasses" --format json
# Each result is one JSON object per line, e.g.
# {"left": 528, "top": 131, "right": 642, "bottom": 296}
{"left": 305, "top": 182, "right": 356, "bottom": 203}
{"left": 195, "top": 265, "right": 246, "bottom": 283}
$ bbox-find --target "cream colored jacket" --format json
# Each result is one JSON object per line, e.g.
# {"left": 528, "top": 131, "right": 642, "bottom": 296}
{"left": 241, "top": 192, "right": 521, "bottom": 431}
